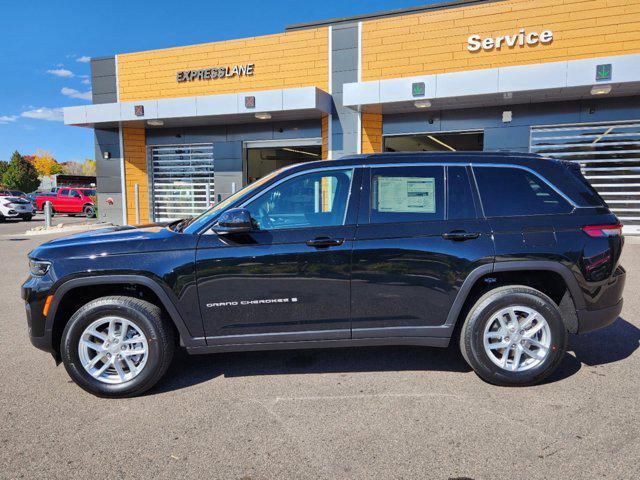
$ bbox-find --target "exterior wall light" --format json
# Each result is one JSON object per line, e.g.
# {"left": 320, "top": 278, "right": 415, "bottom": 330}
{"left": 147, "top": 120, "right": 164, "bottom": 126}
{"left": 255, "top": 112, "right": 272, "bottom": 120}
{"left": 102, "top": 151, "right": 111, "bottom": 160}
{"left": 414, "top": 100, "right": 432, "bottom": 108}
{"left": 590, "top": 85, "right": 612, "bottom": 95}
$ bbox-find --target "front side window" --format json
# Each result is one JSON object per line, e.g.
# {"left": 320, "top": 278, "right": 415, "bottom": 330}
{"left": 60, "top": 189, "right": 70, "bottom": 196}
{"left": 474, "top": 167, "right": 573, "bottom": 217}
{"left": 370, "top": 166, "right": 444, "bottom": 224}
{"left": 245, "top": 169, "right": 354, "bottom": 230}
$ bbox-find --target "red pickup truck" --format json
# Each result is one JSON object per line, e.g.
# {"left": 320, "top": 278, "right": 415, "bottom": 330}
{"left": 36, "top": 187, "right": 97, "bottom": 218}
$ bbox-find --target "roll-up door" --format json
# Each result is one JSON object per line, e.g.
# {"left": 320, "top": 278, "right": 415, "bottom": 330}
{"left": 149, "top": 144, "right": 214, "bottom": 222}
{"left": 530, "top": 121, "right": 640, "bottom": 232}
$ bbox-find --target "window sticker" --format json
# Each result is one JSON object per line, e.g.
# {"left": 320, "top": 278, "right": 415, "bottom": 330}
{"left": 377, "top": 177, "right": 436, "bottom": 213}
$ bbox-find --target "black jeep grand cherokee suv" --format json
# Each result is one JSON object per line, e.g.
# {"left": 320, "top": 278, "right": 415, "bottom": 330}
{"left": 22, "top": 152, "right": 625, "bottom": 397}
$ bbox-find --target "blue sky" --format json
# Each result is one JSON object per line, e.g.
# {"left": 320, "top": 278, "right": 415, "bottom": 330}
{"left": 0, "top": 0, "right": 434, "bottom": 163}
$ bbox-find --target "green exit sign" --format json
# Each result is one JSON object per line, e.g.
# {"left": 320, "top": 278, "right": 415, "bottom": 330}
{"left": 412, "top": 82, "right": 426, "bottom": 97}
{"left": 596, "top": 64, "right": 612, "bottom": 81}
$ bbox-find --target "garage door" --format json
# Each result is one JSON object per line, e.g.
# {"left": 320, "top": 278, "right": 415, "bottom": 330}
{"left": 149, "top": 144, "right": 214, "bottom": 222}
{"left": 530, "top": 121, "right": 640, "bottom": 232}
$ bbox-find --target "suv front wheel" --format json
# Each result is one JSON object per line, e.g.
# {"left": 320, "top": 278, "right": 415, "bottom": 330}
{"left": 61, "top": 296, "right": 174, "bottom": 397}
{"left": 459, "top": 286, "right": 567, "bottom": 386}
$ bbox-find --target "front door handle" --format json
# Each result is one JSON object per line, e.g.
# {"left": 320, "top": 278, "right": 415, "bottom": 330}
{"left": 306, "top": 237, "right": 345, "bottom": 248}
{"left": 442, "top": 230, "right": 481, "bottom": 241}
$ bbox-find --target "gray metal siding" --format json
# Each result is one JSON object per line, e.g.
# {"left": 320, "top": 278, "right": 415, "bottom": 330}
{"left": 90, "top": 56, "right": 117, "bottom": 105}
{"left": 331, "top": 23, "right": 359, "bottom": 158}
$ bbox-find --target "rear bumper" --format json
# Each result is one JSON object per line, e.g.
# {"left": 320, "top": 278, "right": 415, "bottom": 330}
{"left": 576, "top": 299, "right": 623, "bottom": 334}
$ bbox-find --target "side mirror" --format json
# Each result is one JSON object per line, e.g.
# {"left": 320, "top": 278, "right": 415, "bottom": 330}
{"left": 213, "top": 208, "right": 253, "bottom": 235}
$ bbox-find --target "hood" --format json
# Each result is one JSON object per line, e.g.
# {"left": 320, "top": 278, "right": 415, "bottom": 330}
{"left": 29, "top": 222, "right": 192, "bottom": 260}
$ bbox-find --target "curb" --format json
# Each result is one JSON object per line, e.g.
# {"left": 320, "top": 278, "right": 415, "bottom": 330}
{"left": 24, "top": 222, "right": 113, "bottom": 236}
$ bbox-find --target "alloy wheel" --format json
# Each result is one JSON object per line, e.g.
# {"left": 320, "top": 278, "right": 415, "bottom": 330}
{"left": 483, "top": 306, "right": 552, "bottom": 372}
{"left": 77, "top": 316, "right": 149, "bottom": 384}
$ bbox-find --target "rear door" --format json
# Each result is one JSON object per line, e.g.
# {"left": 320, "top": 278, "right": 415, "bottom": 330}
{"left": 196, "top": 167, "right": 362, "bottom": 344}
{"left": 350, "top": 164, "right": 494, "bottom": 339}
{"left": 472, "top": 165, "right": 576, "bottom": 261}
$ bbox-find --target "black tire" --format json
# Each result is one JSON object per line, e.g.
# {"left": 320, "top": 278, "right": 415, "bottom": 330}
{"left": 83, "top": 204, "right": 96, "bottom": 218}
{"left": 61, "top": 296, "right": 175, "bottom": 398}
{"left": 459, "top": 286, "right": 567, "bottom": 387}
{"left": 0, "top": 215, "right": 5, "bottom": 223}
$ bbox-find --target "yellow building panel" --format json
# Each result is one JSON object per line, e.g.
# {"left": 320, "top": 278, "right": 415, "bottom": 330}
{"left": 122, "top": 127, "right": 149, "bottom": 224}
{"left": 118, "top": 28, "right": 328, "bottom": 102}
{"left": 362, "top": 113, "right": 383, "bottom": 154}
{"left": 362, "top": 0, "right": 640, "bottom": 81}
{"left": 321, "top": 115, "right": 329, "bottom": 160}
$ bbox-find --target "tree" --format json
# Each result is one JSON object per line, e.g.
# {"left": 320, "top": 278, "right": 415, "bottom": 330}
{"left": 31, "top": 149, "right": 63, "bottom": 176}
{"left": 0, "top": 160, "right": 8, "bottom": 178}
{"left": 61, "top": 161, "right": 84, "bottom": 175}
{"left": 2, "top": 151, "right": 40, "bottom": 192}
{"left": 83, "top": 159, "right": 96, "bottom": 176}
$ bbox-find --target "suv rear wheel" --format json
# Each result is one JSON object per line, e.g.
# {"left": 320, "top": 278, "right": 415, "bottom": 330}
{"left": 61, "top": 296, "right": 174, "bottom": 398}
{"left": 459, "top": 286, "right": 567, "bottom": 386}
{"left": 83, "top": 204, "right": 96, "bottom": 218}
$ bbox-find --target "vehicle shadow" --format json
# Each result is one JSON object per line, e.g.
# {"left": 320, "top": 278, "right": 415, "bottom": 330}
{"left": 542, "top": 317, "right": 639, "bottom": 384}
{"left": 152, "top": 343, "right": 472, "bottom": 395}
{"left": 150, "top": 317, "right": 639, "bottom": 395}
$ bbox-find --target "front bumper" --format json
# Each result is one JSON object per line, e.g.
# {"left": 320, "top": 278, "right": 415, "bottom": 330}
{"left": 21, "top": 281, "right": 54, "bottom": 355}
{"left": 2, "top": 208, "right": 33, "bottom": 217}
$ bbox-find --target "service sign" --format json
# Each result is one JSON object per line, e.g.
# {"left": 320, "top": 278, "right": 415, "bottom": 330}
{"left": 467, "top": 29, "right": 553, "bottom": 52}
{"left": 176, "top": 64, "right": 255, "bottom": 83}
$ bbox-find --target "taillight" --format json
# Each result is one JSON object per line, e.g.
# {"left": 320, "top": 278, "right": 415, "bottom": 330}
{"left": 582, "top": 223, "right": 623, "bottom": 237}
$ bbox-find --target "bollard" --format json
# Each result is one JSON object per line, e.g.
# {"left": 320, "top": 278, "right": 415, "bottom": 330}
{"left": 134, "top": 183, "right": 140, "bottom": 225}
{"left": 231, "top": 182, "right": 236, "bottom": 194}
{"left": 44, "top": 201, "right": 52, "bottom": 229}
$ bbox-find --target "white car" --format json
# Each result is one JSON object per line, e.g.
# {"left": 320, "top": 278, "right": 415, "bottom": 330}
{"left": 0, "top": 196, "right": 34, "bottom": 222}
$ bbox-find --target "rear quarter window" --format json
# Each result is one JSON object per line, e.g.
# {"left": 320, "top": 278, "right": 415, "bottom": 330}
{"left": 474, "top": 166, "right": 573, "bottom": 217}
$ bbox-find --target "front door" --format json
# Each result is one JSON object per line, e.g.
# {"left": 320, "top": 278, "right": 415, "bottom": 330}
{"left": 350, "top": 164, "right": 494, "bottom": 339}
{"left": 196, "top": 167, "right": 361, "bottom": 344}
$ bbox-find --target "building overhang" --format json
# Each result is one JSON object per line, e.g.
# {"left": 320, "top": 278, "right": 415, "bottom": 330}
{"left": 344, "top": 54, "right": 640, "bottom": 114}
{"left": 63, "top": 86, "right": 332, "bottom": 129}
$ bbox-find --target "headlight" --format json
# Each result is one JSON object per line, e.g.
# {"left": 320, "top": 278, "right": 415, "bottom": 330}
{"left": 29, "top": 259, "right": 51, "bottom": 277}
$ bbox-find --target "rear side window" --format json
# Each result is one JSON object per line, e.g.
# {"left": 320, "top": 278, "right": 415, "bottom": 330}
{"left": 474, "top": 167, "right": 573, "bottom": 217}
{"left": 448, "top": 166, "right": 476, "bottom": 220}
{"left": 370, "top": 166, "right": 444, "bottom": 223}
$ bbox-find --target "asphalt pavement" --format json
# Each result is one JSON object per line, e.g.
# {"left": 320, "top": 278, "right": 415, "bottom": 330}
{"left": 0, "top": 224, "right": 638, "bottom": 479}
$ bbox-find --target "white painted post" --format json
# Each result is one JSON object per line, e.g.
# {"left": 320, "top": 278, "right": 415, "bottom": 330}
{"left": 134, "top": 184, "right": 140, "bottom": 224}
{"left": 44, "top": 201, "right": 52, "bottom": 228}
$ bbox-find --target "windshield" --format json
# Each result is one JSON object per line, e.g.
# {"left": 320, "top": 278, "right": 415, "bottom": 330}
{"left": 182, "top": 167, "right": 289, "bottom": 234}
{"left": 82, "top": 189, "right": 97, "bottom": 196}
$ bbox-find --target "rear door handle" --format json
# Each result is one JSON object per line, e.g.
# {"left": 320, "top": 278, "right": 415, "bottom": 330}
{"left": 306, "top": 237, "right": 345, "bottom": 248}
{"left": 442, "top": 230, "right": 481, "bottom": 241}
